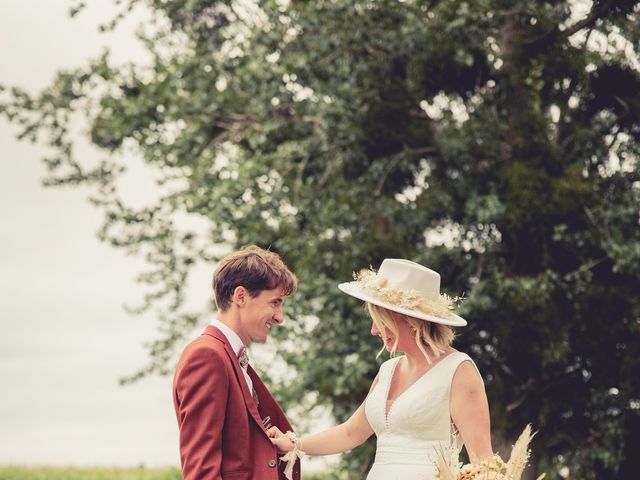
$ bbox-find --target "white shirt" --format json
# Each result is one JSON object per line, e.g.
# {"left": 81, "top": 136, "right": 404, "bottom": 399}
{"left": 210, "top": 319, "right": 254, "bottom": 393}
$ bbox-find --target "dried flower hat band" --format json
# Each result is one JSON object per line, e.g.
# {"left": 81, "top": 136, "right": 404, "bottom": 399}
{"left": 355, "top": 268, "right": 463, "bottom": 320}
{"left": 338, "top": 259, "right": 468, "bottom": 327}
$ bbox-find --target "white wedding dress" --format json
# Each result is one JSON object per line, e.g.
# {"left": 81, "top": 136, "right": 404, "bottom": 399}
{"left": 365, "top": 351, "right": 479, "bottom": 480}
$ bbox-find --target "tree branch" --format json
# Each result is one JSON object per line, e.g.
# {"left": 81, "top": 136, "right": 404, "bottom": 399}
{"left": 562, "top": 0, "right": 616, "bottom": 39}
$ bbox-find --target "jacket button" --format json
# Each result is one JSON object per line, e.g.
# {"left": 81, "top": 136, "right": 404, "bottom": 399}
{"left": 268, "top": 459, "right": 277, "bottom": 468}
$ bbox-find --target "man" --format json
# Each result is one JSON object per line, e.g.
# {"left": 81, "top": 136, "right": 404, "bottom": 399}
{"left": 173, "top": 246, "right": 301, "bottom": 480}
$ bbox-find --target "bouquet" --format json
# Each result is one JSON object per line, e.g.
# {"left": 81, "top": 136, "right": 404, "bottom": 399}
{"left": 436, "top": 425, "right": 545, "bottom": 480}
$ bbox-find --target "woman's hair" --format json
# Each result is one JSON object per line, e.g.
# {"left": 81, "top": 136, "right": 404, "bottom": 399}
{"left": 367, "top": 303, "right": 454, "bottom": 363}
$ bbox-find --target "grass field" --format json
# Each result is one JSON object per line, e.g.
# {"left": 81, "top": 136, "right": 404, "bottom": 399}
{"left": 0, "top": 467, "right": 182, "bottom": 480}
{"left": 0, "top": 466, "right": 336, "bottom": 480}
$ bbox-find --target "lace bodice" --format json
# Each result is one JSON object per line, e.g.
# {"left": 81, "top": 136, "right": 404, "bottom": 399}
{"left": 364, "top": 351, "right": 479, "bottom": 478}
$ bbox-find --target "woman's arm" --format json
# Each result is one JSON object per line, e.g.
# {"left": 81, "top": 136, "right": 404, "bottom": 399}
{"left": 270, "top": 377, "right": 378, "bottom": 455}
{"left": 450, "top": 360, "right": 493, "bottom": 463}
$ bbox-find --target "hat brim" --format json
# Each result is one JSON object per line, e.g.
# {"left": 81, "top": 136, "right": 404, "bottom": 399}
{"left": 338, "top": 281, "right": 467, "bottom": 327}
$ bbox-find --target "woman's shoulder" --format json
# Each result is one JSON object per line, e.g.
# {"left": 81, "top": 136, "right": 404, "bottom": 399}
{"left": 430, "top": 349, "right": 481, "bottom": 382}
{"left": 448, "top": 350, "right": 484, "bottom": 384}
{"left": 442, "top": 348, "right": 474, "bottom": 364}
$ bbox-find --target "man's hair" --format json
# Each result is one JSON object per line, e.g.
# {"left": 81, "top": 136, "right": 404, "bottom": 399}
{"left": 212, "top": 245, "right": 297, "bottom": 312}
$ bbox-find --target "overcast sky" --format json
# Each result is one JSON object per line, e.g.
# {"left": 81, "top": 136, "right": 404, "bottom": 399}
{"left": 0, "top": 1, "right": 186, "bottom": 467}
{"left": 0, "top": 2, "right": 337, "bottom": 471}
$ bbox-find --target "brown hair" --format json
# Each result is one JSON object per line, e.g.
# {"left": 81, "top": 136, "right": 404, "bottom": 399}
{"left": 367, "top": 303, "right": 454, "bottom": 363}
{"left": 213, "top": 245, "right": 297, "bottom": 312}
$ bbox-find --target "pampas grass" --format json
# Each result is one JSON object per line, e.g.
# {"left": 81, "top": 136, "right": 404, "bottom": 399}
{"left": 437, "top": 425, "right": 542, "bottom": 480}
{"left": 505, "top": 424, "right": 534, "bottom": 479}
{"left": 436, "top": 442, "right": 461, "bottom": 480}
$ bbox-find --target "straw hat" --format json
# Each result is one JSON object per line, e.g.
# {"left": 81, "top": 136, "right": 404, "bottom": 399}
{"left": 338, "top": 259, "right": 466, "bottom": 327}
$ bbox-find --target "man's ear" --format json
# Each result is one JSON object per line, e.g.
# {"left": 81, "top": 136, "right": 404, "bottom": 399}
{"left": 232, "top": 286, "right": 247, "bottom": 306}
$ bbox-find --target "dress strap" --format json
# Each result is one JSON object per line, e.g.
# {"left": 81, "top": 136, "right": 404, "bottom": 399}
{"left": 435, "top": 351, "right": 484, "bottom": 388}
{"left": 379, "top": 356, "right": 402, "bottom": 382}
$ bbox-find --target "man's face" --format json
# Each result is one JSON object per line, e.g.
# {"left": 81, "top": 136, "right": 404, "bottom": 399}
{"left": 238, "top": 287, "right": 285, "bottom": 345}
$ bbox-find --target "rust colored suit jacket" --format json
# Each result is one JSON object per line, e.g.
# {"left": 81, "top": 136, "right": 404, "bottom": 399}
{"left": 173, "top": 326, "right": 301, "bottom": 480}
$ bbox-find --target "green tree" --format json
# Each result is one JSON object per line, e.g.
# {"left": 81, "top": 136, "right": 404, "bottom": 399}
{"left": 2, "top": 1, "right": 639, "bottom": 478}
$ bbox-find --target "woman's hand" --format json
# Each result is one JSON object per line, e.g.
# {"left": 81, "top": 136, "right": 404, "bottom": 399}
{"left": 267, "top": 426, "right": 295, "bottom": 452}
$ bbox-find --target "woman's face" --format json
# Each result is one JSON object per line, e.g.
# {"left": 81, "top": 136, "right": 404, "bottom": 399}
{"left": 370, "top": 317, "right": 413, "bottom": 353}
{"left": 370, "top": 320, "right": 393, "bottom": 350}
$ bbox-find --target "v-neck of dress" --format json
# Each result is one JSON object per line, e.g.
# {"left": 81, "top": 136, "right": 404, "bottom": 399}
{"left": 383, "top": 351, "right": 458, "bottom": 426}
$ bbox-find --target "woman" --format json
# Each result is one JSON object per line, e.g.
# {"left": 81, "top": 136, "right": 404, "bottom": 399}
{"left": 269, "top": 258, "right": 493, "bottom": 480}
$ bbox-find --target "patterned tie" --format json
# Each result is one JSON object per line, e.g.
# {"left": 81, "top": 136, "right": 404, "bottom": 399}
{"left": 238, "top": 346, "right": 250, "bottom": 369}
{"left": 237, "top": 347, "right": 259, "bottom": 407}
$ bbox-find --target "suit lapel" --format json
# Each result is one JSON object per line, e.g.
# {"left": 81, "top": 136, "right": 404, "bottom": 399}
{"left": 248, "top": 366, "right": 293, "bottom": 432}
{"left": 249, "top": 366, "right": 299, "bottom": 480}
{"left": 203, "top": 326, "right": 268, "bottom": 436}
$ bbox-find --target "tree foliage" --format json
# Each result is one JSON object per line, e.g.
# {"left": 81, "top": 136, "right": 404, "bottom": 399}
{"left": 2, "top": 1, "right": 640, "bottom": 478}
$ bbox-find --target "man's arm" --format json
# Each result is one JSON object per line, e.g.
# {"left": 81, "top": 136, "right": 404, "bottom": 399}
{"left": 175, "top": 347, "right": 229, "bottom": 480}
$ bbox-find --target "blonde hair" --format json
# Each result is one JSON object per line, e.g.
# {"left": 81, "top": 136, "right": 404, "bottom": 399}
{"left": 367, "top": 303, "right": 454, "bottom": 363}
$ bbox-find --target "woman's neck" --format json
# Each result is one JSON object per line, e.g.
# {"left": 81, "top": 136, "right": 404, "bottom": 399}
{"left": 402, "top": 345, "right": 452, "bottom": 370}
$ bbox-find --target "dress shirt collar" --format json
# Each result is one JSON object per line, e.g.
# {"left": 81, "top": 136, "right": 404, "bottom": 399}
{"left": 211, "top": 318, "right": 246, "bottom": 356}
